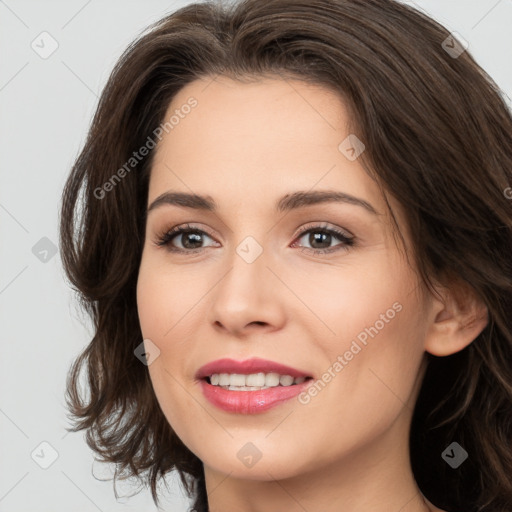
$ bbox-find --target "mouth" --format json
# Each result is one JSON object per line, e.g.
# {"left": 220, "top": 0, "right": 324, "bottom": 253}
{"left": 196, "top": 358, "right": 314, "bottom": 414}
{"left": 195, "top": 357, "right": 313, "bottom": 380}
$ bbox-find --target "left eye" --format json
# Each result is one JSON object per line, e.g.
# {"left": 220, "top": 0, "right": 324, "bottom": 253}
{"left": 292, "top": 227, "right": 355, "bottom": 253}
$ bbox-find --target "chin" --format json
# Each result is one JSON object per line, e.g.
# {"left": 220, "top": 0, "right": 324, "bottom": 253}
{"left": 196, "top": 438, "right": 316, "bottom": 482}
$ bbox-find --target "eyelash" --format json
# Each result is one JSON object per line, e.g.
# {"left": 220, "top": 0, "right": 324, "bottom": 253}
{"left": 154, "top": 223, "right": 355, "bottom": 255}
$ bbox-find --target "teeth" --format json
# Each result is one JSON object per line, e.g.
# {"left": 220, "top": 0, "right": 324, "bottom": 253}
{"left": 207, "top": 372, "right": 308, "bottom": 388}
{"left": 219, "top": 373, "right": 230, "bottom": 386}
{"left": 279, "top": 375, "right": 294, "bottom": 386}
{"left": 231, "top": 374, "right": 246, "bottom": 387}
{"left": 246, "top": 372, "right": 266, "bottom": 387}
{"left": 265, "top": 372, "right": 280, "bottom": 387}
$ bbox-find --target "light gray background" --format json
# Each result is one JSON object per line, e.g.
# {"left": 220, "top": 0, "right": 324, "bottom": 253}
{"left": 1, "top": 1, "right": 510, "bottom": 511}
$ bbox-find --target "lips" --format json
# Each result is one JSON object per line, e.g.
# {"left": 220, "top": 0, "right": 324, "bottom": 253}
{"left": 195, "top": 357, "right": 312, "bottom": 380}
{"left": 195, "top": 357, "right": 314, "bottom": 414}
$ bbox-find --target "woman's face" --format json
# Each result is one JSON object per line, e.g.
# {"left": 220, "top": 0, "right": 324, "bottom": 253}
{"left": 136, "top": 76, "right": 435, "bottom": 481}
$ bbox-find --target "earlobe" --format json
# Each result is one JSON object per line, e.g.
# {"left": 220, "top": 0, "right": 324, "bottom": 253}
{"left": 424, "top": 278, "right": 489, "bottom": 357}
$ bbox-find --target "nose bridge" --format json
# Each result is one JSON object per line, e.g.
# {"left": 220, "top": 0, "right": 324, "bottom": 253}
{"left": 207, "top": 229, "right": 285, "bottom": 333}
{"left": 221, "top": 233, "right": 269, "bottom": 301}
{"left": 223, "top": 207, "right": 272, "bottom": 275}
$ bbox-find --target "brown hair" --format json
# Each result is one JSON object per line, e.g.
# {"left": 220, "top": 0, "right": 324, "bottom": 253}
{"left": 59, "top": 0, "right": 512, "bottom": 510}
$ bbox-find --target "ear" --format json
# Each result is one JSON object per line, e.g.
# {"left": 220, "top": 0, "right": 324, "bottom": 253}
{"left": 424, "top": 277, "right": 489, "bottom": 357}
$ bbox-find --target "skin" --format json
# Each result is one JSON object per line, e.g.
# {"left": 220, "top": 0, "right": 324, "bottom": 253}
{"left": 136, "top": 75, "right": 488, "bottom": 512}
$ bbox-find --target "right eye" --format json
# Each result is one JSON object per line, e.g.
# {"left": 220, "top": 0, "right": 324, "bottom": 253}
{"left": 154, "top": 224, "right": 219, "bottom": 253}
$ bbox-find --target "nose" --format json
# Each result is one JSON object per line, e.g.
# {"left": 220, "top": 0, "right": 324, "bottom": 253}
{"left": 207, "top": 245, "right": 286, "bottom": 337}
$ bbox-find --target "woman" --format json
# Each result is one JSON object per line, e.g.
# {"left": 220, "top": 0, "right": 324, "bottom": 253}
{"left": 59, "top": 0, "right": 512, "bottom": 511}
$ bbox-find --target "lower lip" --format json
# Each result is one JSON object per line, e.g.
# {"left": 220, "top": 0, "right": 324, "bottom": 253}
{"left": 199, "top": 379, "right": 312, "bottom": 414}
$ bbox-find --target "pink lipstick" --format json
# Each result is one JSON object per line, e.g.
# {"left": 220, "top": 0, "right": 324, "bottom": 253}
{"left": 196, "top": 357, "right": 313, "bottom": 414}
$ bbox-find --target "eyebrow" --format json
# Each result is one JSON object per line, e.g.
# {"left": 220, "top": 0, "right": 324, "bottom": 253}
{"left": 147, "top": 190, "right": 379, "bottom": 215}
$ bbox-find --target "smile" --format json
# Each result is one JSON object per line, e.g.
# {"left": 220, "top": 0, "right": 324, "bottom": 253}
{"left": 196, "top": 358, "right": 314, "bottom": 414}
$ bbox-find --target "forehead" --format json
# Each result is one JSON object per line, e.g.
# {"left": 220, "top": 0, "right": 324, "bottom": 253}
{"left": 149, "top": 76, "right": 384, "bottom": 210}
{"left": 157, "top": 76, "right": 347, "bottom": 162}
{"left": 155, "top": 77, "right": 357, "bottom": 180}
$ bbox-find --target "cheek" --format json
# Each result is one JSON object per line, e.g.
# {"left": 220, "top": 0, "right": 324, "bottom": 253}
{"left": 296, "top": 254, "right": 427, "bottom": 414}
{"left": 324, "top": 290, "right": 427, "bottom": 432}
{"left": 136, "top": 259, "right": 206, "bottom": 429}
{"left": 136, "top": 255, "right": 202, "bottom": 338}
{"left": 283, "top": 251, "right": 415, "bottom": 350}
{"left": 290, "top": 286, "right": 427, "bottom": 471}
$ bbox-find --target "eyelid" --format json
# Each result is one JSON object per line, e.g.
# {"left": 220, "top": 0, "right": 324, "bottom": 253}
{"left": 294, "top": 222, "right": 354, "bottom": 239}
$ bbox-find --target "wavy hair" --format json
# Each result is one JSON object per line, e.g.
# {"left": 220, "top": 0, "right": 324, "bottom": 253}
{"left": 59, "top": 0, "right": 512, "bottom": 510}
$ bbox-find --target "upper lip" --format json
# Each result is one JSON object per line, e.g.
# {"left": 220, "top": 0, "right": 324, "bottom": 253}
{"left": 195, "top": 357, "right": 312, "bottom": 379}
